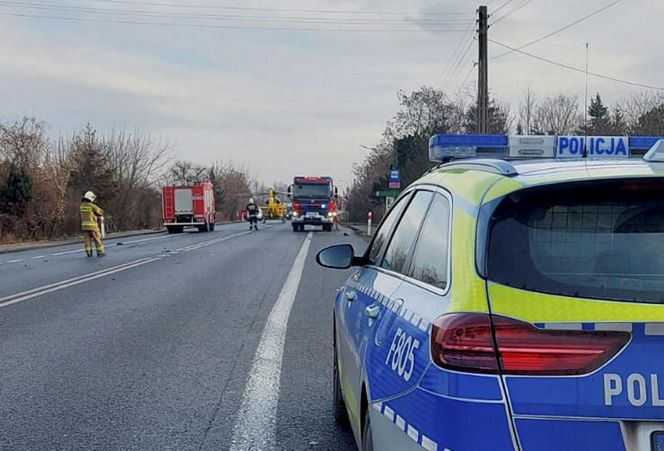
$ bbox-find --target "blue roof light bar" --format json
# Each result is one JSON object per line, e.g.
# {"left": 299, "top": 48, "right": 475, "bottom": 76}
{"left": 429, "top": 134, "right": 664, "bottom": 163}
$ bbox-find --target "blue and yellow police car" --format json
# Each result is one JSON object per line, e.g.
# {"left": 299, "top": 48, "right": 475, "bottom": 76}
{"left": 317, "top": 134, "right": 664, "bottom": 451}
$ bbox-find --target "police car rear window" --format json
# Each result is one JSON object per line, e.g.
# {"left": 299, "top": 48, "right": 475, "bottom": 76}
{"left": 486, "top": 179, "right": 664, "bottom": 304}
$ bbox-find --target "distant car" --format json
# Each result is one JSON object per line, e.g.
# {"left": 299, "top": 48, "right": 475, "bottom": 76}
{"left": 317, "top": 134, "right": 664, "bottom": 451}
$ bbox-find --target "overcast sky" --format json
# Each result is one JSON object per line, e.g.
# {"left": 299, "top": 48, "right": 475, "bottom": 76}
{"left": 0, "top": 0, "right": 661, "bottom": 188}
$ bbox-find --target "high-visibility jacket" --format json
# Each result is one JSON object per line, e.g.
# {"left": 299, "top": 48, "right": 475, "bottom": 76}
{"left": 80, "top": 201, "right": 104, "bottom": 231}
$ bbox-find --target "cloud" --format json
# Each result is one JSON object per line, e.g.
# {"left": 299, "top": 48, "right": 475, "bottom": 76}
{"left": 0, "top": 0, "right": 660, "bottom": 184}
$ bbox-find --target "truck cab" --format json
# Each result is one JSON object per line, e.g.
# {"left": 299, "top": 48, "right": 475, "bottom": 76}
{"left": 289, "top": 176, "right": 338, "bottom": 232}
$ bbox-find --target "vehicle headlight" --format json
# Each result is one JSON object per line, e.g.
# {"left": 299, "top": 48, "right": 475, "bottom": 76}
{"left": 321, "top": 203, "right": 327, "bottom": 209}
{"left": 328, "top": 212, "right": 335, "bottom": 217}
{"left": 292, "top": 211, "right": 298, "bottom": 217}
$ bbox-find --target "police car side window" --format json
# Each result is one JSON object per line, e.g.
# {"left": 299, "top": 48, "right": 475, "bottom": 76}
{"left": 408, "top": 194, "right": 450, "bottom": 290}
{"left": 368, "top": 193, "right": 411, "bottom": 264}
{"left": 381, "top": 191, "right": 433, "bottom": 274}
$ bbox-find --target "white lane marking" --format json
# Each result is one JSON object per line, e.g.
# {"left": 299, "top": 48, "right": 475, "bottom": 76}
{"left": 0, "top": 258, "right": 159, "bottom": 308}
{"left": 0, "top": 230, "right": 253, "bottom": 307}
{"left": 32, "top": 256, "right": 45, "bottom": 260}
{"left": 115, "top": 234, "right": 170, "bottom": 245}
{"left": 230, "top": 232, "right": 313, "bottom": 451}
{"left": 0, "top": 258, "right": 153, "bottom": 305}
{"left": 52, "top": 249, "right": 82, "bottom": 256}
{"left": 7, "top": 259, "right": 22, "bottom": 263}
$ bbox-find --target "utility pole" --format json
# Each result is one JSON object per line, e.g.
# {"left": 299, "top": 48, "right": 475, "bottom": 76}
{"left": 477, "top": 5, "right": 489, "bottom": 134}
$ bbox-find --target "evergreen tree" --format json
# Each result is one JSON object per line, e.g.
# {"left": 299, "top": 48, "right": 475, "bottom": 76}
{"left": 68, "top": 123, "right": 117, "bottom": 204}
{"left": 0, "top": 165, "right": 33, "bottom": 216}
{"left": 588, "top": 93, "right": 611, "bottom": 135}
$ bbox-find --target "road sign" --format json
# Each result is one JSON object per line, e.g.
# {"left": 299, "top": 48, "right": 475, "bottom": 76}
{"left": 388, "top": 169, "right": 400, "bottom": 189}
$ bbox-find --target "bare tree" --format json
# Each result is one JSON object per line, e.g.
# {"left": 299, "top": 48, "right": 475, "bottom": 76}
{"left": 169, "top": 160, "right": 207, "bottom": 182}
{"left": 535, "top": 94, "right": 582, "bottom": 135}
{"left": 106, "top": 128, "right": 172, "bottom": 189}
{"left": 519, "top": 86, "right": 538, "bottom": 134}
{"left": 0, "top": 117, "right": 48, "bottom": 171}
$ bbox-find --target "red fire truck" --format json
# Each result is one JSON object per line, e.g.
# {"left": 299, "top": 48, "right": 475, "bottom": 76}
{"left": 162, "top": 181, "right": 216, "bottom": 233}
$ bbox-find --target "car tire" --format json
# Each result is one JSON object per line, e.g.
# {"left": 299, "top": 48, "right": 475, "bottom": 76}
{"left": 362, "top": 404, "right": 373, "bottom": 451}
{"left": 333, "top": 342, "right": 349, "bottom": 426}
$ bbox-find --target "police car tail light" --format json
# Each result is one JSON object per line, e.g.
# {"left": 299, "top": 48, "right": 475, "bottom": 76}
{"left": 430, "top": 313, "right": 500, "bottom": 374}
{"left": 492, "top": 316, "right": 630, "bottom": 376}
{"left": 431, "top": 313, "right": 629, "bottom": 375}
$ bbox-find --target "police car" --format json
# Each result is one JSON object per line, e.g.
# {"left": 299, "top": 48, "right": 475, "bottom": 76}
{"left": 316, "top": 134, "right": 664, "bottom": 451}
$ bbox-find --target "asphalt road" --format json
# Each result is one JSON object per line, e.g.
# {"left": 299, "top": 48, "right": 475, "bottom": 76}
{"left": 0, "top": 222, "right": 367, "bottom": 450}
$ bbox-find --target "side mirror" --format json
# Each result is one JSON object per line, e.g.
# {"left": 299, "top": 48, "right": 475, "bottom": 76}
{"left": 287, "top": 185, "right": 293, "bottom": 199}
{"left": 316, "top": 244, "right": 355, "bottom": 269}
{"left": 334, "top": 186, "right": 339, "bottom": 199}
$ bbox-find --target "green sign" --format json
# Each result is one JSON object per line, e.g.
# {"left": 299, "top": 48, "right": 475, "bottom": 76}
{"left": 375, "top": 189, "right": 401, "bottom": 198}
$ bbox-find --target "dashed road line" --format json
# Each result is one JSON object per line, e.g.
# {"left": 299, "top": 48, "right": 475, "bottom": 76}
{"left": 230, "top": 232, "right": 313, "bottom": 451}
{"left": 6, "top": 259, "right": 23, "bottom": 263}
{"left": 0, "top": 230, "right": 255, "bottom": 308}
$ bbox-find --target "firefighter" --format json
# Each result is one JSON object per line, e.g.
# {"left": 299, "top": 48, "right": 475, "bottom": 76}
{"left": 246, "top": 197, "right": 259, "bottom": 231}
{"left": 80, "top": 191, "right": 105, "bottom": 257}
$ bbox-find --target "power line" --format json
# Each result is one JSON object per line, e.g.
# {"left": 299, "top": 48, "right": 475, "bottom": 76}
{"left": 435, "top": 19, "right": 476, "bottom": 86}
{"left": 0, "top": 1, "right": 474, "bottom": 25}
{"left": 489, "top": 38, "right": 664, "bottom": 91}
{"left": 442, "top": 35, "right": 476, "bottom": 90}
{"left": 491, "top": 0, "right": 518, "bottom": 15}
{"left": 0, "top": 11, "right": 471, "bottom": 32}
{"left": 491, "top": 0, "right": 623, "bottom": 60}
{"left": 74, "top": 0, "right": 469, "bottom": 16}
{"left": 490, "top": 0, "right": 536, "bottom": 25}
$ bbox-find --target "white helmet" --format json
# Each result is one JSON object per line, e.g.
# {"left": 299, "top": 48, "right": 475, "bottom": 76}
{"left": 249, "top": 198, "right": 255, "bottom": 204}
{"left": 83, "top": 191, "right": 96, "bottom": 202}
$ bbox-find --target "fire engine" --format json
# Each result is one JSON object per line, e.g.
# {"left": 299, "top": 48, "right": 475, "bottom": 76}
{"left": 288, "top": 176, "right": 338, "bottom": 232}
{"left": 162, "top": 181, "right": 216, "bottom": 234}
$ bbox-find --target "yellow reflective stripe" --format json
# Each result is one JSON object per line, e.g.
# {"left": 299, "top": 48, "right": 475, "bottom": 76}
{"left": 482, "top": 178, "right": 524, "bottom": 203}
{"left": 488, "top": 282, "right": 664, "bottom": 322}
{"left": 448, "top": 207, "right": 490, "bottom": 314}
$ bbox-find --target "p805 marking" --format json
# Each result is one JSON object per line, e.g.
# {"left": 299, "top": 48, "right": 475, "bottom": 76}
{"left": 385, "top": 327, "right": 420, "bottom": 382}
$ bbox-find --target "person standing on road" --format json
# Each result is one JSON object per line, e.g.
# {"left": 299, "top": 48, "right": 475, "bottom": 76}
{"left": 80, "top": 191, "right": 105, "bottom": 257}
{"left": 246, "top": 198, "right": 259, "bottom": 231}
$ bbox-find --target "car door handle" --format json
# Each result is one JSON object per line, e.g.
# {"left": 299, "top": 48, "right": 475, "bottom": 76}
{"left": 364, "top": 304, "right": 380, "bottom": 319}
{"left": 345, "top": 290, "right": 356, "bottom": 302}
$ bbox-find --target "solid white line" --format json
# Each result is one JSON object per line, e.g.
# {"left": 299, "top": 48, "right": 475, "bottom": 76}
{"left": 0, "top": 258, "right": 159, "bottom": 308}
{"left": 229, "top": 232, "right": 313, "bottom": 451}
{"left": 0, "top": 258, "right": 152, "bottom": 305}
{"left": 7, "top": 259, "right": 22, "bottom": 263}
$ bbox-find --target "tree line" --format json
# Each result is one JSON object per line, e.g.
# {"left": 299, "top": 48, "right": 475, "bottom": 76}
{"left": 0, "top": 118, "right": 253, "bottom": 243}
{"left": 346, "top": 87, "right": 664, "bottom": 222}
